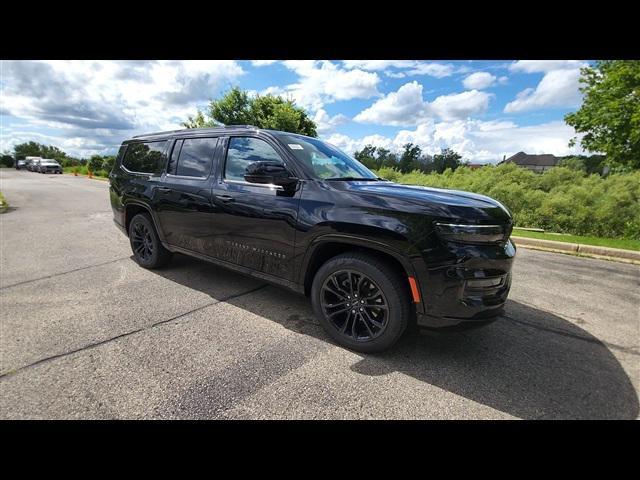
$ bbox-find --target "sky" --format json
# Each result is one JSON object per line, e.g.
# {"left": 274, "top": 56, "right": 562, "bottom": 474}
{"left": 0, "top": 60, "right": 591, "bottom": 163}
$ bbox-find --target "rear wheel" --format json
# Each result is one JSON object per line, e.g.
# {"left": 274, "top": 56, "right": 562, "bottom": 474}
{"left": 128, "top": 213, "right": 172, "bottom": 269}
{"left": 311, "top": 252, "right": 410, "bottom": 353}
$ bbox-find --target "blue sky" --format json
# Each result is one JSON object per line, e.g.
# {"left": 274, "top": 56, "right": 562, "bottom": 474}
{"left": 0, "top": 60, "right": 591, "bottom": 162}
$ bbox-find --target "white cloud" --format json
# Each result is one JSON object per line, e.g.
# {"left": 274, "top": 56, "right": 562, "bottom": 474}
{"left": 504, "top": 60, "right": 588, "bottom": 113}
{"left": 354, "top": 82, "right": 491, "bottom": 126}
{"left": 354, "top": 81, "right": 431, "bottom": 126}
{"left": 342, "top": 60, "right": 416, "bottom": 71}
{"left": 321, "top": 119, "right": 583, "bottom": 162}
{"left": 405, "top": 63, "right": 455, "bottom": 78}
{"left": 279, "top": 61, "right": 380, "bottom": 111}
{"left": 509, "top": 60, "right": 585, "bottom": 73}
{"left": 313, "top": 109, "right": 348, "bottom": 134}
{"left": 343, "top": 60, "right": 456, "bottom": 78}
{"left": 504, "top": 68, "right": 584, "bottom": 113}
{"left": 462, "top": 72, "right": 496, "bottom": 90}
{"left": 431, "top": 90, "right": 492, "bottom": 121}
{"left": 251, "top": 60, "right": 278, "bottom": 67}
{"left": 0, "top": 60, "right": 245, "bottom": 156}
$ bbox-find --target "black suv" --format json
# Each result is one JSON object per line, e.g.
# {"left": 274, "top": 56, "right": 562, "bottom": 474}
{"left": 109, "top": 126, "right": 515, "bottom": 352}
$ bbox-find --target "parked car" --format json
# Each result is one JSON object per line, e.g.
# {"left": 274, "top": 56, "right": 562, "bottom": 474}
{"left": 25, "top": 156, "right": 42, "bottom": 171}
{"left": 37, "top": 159, "right": 63, "bottom": 174}
{"left": 15, "top": 159, "right": 27, "bottom": 170}
{"left": 109, "top": 126, "right": 515, "bottom": 352}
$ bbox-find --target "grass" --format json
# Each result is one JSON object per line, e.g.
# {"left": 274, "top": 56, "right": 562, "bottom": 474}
{"left": 512, "top": 228, "right": 640, "bottom": 251}
{"left": 63, "top": 166, "right": 109, "bottom": 179}
{"left": 0, "top": 191, "right": 8, "bottom": 212}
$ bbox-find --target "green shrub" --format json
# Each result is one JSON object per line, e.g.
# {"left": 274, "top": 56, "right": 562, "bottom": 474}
{"left": 373, "top": 164, "right": 640, "bottom": 240}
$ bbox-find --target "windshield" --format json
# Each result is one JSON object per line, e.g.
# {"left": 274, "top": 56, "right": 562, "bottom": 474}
{"left": 277, "top": 134, "right": 378, "bottom": 180}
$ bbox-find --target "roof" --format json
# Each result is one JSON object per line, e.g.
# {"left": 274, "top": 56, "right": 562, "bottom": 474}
{"left": 503, "top": 151, "right": 560, "bottom": 167}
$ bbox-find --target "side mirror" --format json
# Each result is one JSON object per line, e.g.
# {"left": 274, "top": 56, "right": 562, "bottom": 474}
{"left": 244, "top": 161, "right": 298, "bottom": 188}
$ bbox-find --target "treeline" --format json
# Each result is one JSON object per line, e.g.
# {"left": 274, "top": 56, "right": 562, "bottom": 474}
{"left": 354, "top": 144, "right": 464, "bottom": 174}
{"left": 376, "top": 163, "right": 640, "bottom": 240}
{"left": 7, "top": 141, "right": 115, "bottom": 176}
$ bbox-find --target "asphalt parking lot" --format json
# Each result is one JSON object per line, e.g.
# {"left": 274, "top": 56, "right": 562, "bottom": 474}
{"left": 1, "top": 168, "right": 638, "bottom": 419}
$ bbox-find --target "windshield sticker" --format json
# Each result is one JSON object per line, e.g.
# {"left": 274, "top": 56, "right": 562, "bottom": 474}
{"left": 288, "top": 144, "right": 304, "bottom": 150}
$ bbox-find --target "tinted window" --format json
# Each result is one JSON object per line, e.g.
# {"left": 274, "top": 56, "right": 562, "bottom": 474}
{"left": 225, "top": 137, "right": 284, "bottom": 181}
{"left": 122, "top": 141, "right": 167, "bottom": 174}
{"left": 175, "top": 137, "right": 218, "bottom": 177}
{"left": 277, "top": 134, "right": 376, "bottom": 180}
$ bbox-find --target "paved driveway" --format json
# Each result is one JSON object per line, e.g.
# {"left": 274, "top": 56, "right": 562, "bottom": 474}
{"left": 1, "top": 169, "right": 638, "bottom": 419}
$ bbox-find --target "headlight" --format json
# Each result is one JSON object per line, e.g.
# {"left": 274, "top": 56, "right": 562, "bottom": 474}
{"left": 434, "top": 222, "right": 512, "bottom": 244}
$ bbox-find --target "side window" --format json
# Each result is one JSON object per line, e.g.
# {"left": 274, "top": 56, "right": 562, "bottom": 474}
{"left": 121, "top": 141, "right": 167, "bottom": 174}
{"left": 174, "top": 137, "right": 218, "bottom": 178}
{"left": 225, "top": 137, "right": 284, "bottom": 182}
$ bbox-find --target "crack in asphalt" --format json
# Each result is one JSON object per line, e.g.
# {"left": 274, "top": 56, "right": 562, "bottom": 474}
{"left": 0, "top": 256, "right": 132, "bottom": 291}
{"left": 0, "top": 284, "right": 268, "bottom": 380}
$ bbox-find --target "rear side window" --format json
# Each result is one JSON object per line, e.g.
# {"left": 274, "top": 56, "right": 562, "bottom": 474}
{"left": 121, "top": 141, "right": 167, "bottom": 174}
{"left": 170, "top": 137, "right": 218, "bottom": 178}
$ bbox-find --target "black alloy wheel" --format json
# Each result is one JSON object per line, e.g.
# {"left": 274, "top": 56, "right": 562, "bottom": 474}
{"left": 320, "top": 269, "right": 389, "bottom": 342}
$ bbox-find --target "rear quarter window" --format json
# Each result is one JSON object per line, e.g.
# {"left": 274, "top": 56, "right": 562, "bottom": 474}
{"left": 121, "top": 141, "right": 167, "bottom": 174}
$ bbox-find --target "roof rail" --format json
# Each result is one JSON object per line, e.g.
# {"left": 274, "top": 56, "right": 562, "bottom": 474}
{"left": 132, "top": 125, "right": 259, "bottom": 138}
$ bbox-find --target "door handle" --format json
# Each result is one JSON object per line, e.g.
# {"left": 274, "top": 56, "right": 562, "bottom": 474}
{"left": 215, "top": 194, "right": 235, "bottom": 203}
{"left": 157, "top": 187, "right": 171, "bottom": 193}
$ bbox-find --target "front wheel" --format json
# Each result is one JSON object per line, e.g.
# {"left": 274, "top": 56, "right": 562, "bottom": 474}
{"left": 128, "top": 213, "right": 172, "bottom": 269}
{"left": 311, "top": 252, "right": 411, "bottom": 353}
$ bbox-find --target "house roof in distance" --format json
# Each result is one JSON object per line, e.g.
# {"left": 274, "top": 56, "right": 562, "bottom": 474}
{"left": 503, "top": 151, "right": 560, "bottom": 167}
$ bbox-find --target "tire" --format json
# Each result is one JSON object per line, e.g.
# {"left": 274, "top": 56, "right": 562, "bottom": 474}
{"left": 128, "top": 213, "right": 172, "bottom": 269}
{"left": 311, "top": 252, "right": 410, "bottom": 353}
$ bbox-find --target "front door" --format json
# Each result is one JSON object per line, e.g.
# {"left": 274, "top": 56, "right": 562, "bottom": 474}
{"left": 209, "top": 135, "right": 302, "bottom": 282}
{"left": 154, "top": 136, "right": 220, "bottom": 254}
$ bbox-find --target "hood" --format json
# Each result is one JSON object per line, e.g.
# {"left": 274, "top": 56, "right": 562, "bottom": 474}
{"left": 337, "top": 180, "right": 512, "bottom": 222}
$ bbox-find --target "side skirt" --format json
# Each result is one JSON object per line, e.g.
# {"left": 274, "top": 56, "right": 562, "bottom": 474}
{"left": 164, "top": 242, "right": 306, "bottom": 295}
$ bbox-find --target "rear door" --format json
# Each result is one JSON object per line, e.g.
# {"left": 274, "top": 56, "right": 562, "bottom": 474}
{"left": 154, "top": 136, "right": 220, "bottom": 254}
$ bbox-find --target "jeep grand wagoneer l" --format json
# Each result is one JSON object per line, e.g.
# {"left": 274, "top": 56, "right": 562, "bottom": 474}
{"left": 109, "top": 126, "right": 515, "bottom": 352}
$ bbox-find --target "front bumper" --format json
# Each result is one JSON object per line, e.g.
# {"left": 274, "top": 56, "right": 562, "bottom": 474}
{"left": 412, "top": 239, "right": 516, "bottom": 329}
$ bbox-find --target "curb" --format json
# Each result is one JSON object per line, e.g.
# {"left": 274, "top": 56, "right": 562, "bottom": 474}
{"left": 512, "top": 236, "right": 640, "bottom": 265}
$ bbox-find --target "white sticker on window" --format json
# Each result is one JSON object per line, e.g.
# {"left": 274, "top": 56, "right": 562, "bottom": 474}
{"left": 288, "top": 144, "right": 304, "bottom": 150}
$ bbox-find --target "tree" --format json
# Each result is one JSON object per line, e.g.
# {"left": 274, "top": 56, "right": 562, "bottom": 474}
{"left": 182, "top": 87, "right": 317, "bottom": 136}
{"left": 354, "top": 145, "right": 379, "bottom": 169}
{"left": 377, "top": 148, "right": 399, "bottom": 168}
{"left": 565, "top": 60, "right": 640, "bottom": 170}
{"left": 558, "top": 154, "right": 607, "bottom": 175}
{"left": 432, "top": 148, "right": 462, "bottom": 173}
{"left": 88, "top": 155, "right": 104, "bottom": 173}
{"left": 13, "top": 141, "right": 44, "bottom": 160}
{"left": 398, "top": 143, "right": 422, "bottom": 173}
{"left": 181, "top": 110, "right": 217, "bottom": 129}
{"left": 13, "top": 141, "right": 69, "bottom": 163}
{"left": 1, "top": 154, "right": 14, "bottom": 167}
{"left": 102, "top": 155, "right": 116, "bottom": 172}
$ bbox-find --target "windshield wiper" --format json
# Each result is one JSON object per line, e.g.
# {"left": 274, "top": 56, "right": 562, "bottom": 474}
{"left": 325, "top": 177, "right": 383, "bottom": 181}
